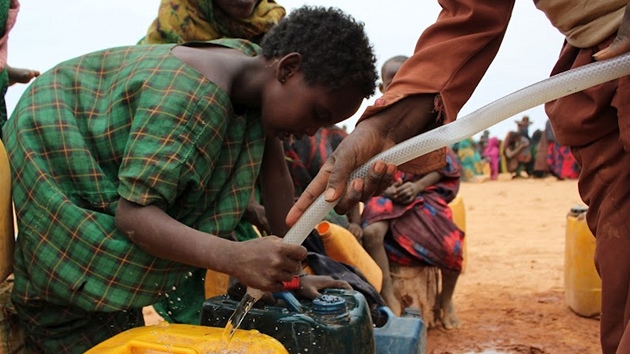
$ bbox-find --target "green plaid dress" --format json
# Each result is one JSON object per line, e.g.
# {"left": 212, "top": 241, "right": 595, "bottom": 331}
{"left": 2, "top": 39, "right": 265, "bottom": 350}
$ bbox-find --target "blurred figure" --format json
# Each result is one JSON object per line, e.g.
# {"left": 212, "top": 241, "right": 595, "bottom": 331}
{"left": 482, "top": 136, "right": 501, "bottom": 180}
{"left": 503, "top": 131, "right": 531, "bottom": 178}
{"left": 515, "top": 115, "right": 532, "bottom": 141}
{"left": 477, "top": 130, "right": 490, "bottom": 155}
{"left": 545, "top": 120, "right": 580, "bottom": 180}
{"left": 456, "top": 138, "right": 484, "bottom": 181}
{"left": 0, "top": 0, "right": 39, "bottom": 130}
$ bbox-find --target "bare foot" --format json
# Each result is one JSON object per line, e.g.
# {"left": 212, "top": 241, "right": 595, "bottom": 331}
{"left": 440, "top": 300, "right": 461, "bottom": 330}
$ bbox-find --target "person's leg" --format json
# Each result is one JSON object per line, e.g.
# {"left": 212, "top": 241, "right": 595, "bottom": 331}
{"left": 439, "top": 268, "right": 461, "bottom": 329}
{"left": 571, "top": 131, "right": 630, "bottom": 354}
{"left": 363, "top": 220, "right": 401, "bottom": 315}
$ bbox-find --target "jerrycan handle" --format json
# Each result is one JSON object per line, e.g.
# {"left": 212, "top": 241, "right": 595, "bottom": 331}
{"left": 273, "top": 291, "right": 304, "bottom": 313}
{"left": 377, "top": 306, "right": 395, "bottom": 329}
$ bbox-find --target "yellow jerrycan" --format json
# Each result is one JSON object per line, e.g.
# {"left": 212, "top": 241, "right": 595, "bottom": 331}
{"left": 564, "top": 205, "right": 601, "bottom": 317}
{"left": 448, "top": 194, "right": 467, "bottom": 273}
{"left": 316, "top": 221, "right": 383, "bottom": 292}
{"left": 86, "top": 322, "right": 289, "bottom": 354}
{"left": 0, "top": 140, "right": 14, "bottom": 282}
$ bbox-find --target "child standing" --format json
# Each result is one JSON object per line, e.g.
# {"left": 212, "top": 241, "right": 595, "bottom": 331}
{"left": 483, "top": 136, "right": 501, "bottom": 180}
{"left": 1, "top": 6, "right": 377, "bottom": 352}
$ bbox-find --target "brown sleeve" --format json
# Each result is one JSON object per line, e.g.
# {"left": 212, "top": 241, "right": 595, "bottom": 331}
{"left": 358, "top": 0, "right": 515, "bottom": 174}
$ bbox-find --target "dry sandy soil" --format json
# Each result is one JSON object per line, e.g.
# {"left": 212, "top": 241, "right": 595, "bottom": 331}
{"left": 426, "top": 177, "right": 600, "bottom": 354}
{"left": 143, "top": 177, "right": 601, "bottom": 354}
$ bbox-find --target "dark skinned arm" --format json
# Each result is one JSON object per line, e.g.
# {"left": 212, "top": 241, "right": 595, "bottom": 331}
{"left": 115, "top": 198, "right": 306, "bottom": 292}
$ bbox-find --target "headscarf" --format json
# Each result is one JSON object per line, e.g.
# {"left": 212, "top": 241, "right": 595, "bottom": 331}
{"left": 483, "top": 137, "right": 500, "bottom": 158}
{"left": 140, "top": 0, "right": 286, "bottom": 45}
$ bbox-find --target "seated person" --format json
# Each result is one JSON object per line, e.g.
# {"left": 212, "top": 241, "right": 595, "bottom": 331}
{"left": 362, "top": 147, "right": 464, "bottom": 330}
{"left": 503, "top": 130, "right": 532, "bottom": 178}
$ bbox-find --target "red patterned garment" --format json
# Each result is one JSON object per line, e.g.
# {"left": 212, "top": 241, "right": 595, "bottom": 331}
{"left": 362, "top": 148, "right": 464, "bottom": 271}
{"left": 547, "top": 141, "right": 580, "bottom": 180}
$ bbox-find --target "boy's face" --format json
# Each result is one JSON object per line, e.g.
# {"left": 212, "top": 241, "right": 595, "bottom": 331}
{"left": 261, "top": 74, "right": 364, "bottom": 141}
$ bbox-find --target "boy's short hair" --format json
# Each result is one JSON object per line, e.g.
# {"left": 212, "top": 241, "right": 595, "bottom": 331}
{"left": 261, "top": 6, "right": 377, "bottom": 99}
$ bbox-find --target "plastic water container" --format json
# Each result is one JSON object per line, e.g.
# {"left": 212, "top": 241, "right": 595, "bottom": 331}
{"left": 316, "top": 221, "right": 383, "bottom": 291}
{"left": 200, "top": 288, "right": 375, "bottom": 354}
{"left": 564, "top": 205, "right": 601, "bottom": 317}
{"left": 448, "top": 194, "right": 466, "bottom": 272}
{"left": 86, "top": 322, "right": 288, "bottom": 353}
{"left": 373, "top": 307, "right": 426, "bottom": 354}
{"left": 205, "top": 268, "right": 230, "bottom": 298}
{"left": 0, "top": 141, "right": 14, "bottom": 282}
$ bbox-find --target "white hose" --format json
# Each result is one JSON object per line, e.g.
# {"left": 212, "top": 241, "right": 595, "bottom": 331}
{"left": 248, "top": 52, "right": 630, "bottom": 300}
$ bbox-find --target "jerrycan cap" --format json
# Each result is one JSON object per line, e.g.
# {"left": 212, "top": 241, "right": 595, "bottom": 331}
{"left": 570, "top": 204, "right": 588, "bottom": 214}
{"left": 311, "top": 294, "right": 347, "bottom": 315}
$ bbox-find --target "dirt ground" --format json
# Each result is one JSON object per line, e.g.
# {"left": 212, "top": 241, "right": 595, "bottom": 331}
{"left": 426, "top": 177, "right": 601, "bottom": 354}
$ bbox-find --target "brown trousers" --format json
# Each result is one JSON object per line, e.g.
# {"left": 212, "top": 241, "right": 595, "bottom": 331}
{"left": 546, "top": 36, "right": 630, "bottom": 354}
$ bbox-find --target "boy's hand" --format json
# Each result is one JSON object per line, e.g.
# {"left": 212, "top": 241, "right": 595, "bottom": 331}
{"left": 295, "top": 274, "right": 352, "bottom": 299}
{"left": 230, "top": 236, "right": 307, "bottom": 292}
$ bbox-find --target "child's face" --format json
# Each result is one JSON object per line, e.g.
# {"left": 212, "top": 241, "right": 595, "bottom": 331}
{"left": 261, "top": 77, "right": 364, "bottom": 141}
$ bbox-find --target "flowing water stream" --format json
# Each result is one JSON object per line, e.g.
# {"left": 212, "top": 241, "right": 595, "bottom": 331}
{"left": 222, "top": 292, "right": 259, "bottom": 343}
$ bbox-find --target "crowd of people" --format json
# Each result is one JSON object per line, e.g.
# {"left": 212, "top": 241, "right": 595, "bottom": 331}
{"left": 453, "top": 115, "right": 581, "bottom": 182}
{"left": 0, "top": 0, "right": 629, "bottom": 353}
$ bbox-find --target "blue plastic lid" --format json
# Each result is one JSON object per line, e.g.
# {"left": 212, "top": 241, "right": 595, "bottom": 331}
{"left": 311, "top": 294, "right": 347, "bottom": 315}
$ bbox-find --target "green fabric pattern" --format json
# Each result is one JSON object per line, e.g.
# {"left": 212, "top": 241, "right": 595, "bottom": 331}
{"left": 3, "top": 39, "right": 265, "bottom": 315}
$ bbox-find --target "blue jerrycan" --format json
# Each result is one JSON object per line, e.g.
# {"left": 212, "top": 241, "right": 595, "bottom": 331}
{"left": 200, "top": 288, "right": 375, "bottom": 354}
{"left": 374, "top": 306, "right": 426, "bottom": 354}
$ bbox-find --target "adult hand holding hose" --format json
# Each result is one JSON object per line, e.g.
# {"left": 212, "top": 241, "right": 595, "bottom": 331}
{"left": 273, "top": 5, "right": 630, "bottom": 354}
{"left": 243, "top": 50, "right": 630, "bottom": 305}
{"left": 287, "top": 1, "right": 630, "bottom": 228}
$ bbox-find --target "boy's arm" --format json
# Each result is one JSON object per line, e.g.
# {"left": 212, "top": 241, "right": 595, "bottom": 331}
{"left": 115, "top": 198, "right": 306, "bottom": 292}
